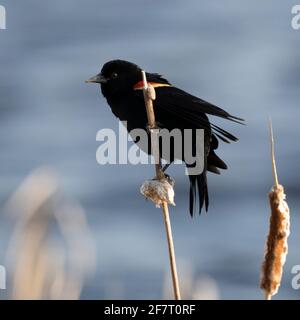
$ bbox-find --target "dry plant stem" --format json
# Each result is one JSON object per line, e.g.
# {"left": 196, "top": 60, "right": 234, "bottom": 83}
{"left": 141, "top": 70, "right": 181, "bottom": 300}
{"left": 269, "top": 120, "right": 279, "bottom": 187}
{"left": 162, "top": 202, "right": 181, "bottom": 300}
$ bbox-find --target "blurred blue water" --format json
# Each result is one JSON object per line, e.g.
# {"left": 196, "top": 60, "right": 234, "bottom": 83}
{"left": 0, "top": 0, "right": 299, "bottom": 299}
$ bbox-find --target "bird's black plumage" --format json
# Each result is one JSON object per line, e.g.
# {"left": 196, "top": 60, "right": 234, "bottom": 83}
{"left": 87, "top": 60, "right": 244, "bottom": 216}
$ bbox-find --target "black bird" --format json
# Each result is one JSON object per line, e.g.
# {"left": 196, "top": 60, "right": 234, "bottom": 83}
{"left": 86, "top": 60, "right": 243, "bottom": 216}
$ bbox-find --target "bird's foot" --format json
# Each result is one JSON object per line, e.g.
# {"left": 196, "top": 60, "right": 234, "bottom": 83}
{"left": 145, "top": 122, "right": 162, "bottom": 132}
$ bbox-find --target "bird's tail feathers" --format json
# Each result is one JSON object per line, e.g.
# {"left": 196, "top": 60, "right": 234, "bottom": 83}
{"left": 188, "top": 172, "right": 209, "bottom": 217}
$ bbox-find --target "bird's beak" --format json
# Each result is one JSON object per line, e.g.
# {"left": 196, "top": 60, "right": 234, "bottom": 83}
{"left": 85, "top": 74, "right": 107, "bottom": 84}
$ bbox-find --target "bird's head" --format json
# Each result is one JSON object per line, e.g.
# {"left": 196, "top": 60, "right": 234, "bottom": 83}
{"left": 86, "top": 60, "right": 142, "bottom": 97}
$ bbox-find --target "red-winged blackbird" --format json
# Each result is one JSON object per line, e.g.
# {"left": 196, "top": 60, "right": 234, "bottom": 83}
{"left": 87, "top": 60, "right": 243, "bottom": 216}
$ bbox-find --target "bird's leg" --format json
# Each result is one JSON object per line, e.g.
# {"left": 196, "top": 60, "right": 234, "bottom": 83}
{"left": 162, "top": 163, "right": 171, "bottom": 172}
{"left": 156, "top": 167, "right": 165, "bottom": 180}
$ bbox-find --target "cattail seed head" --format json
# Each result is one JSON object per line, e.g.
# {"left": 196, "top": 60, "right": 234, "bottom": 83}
{"left": 140, "top": 178, "right": 176, "bottom": 208}
{"left": 260, "top": 184, "right": 290, "bottom": 299}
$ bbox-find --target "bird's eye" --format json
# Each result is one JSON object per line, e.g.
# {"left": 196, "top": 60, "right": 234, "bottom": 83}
{"left": 111, "top": 72, "right": 118, "bottom": 79}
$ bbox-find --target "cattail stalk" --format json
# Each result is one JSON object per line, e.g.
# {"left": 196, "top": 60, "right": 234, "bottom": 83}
{"left": 260, "top": 121, "right": 290, "bottom": 300}
{"left": 141, "top": 71, "right": 181, "bottom": 300}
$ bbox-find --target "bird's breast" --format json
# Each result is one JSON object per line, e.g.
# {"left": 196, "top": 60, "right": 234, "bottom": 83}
{"left": 106, "top": 96, "right": 148, "bottom": 132}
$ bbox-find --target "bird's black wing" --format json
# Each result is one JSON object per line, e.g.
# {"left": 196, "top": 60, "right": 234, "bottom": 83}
{"left": 133, "top": 80, "right": 243, "bottom": 215}
{"left": 134, "top": 84, "right": 243, "bottom": 143}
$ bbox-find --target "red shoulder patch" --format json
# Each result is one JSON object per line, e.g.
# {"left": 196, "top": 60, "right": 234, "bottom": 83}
{"left": 133, "top": 81, "right": 171, "bottom": 90}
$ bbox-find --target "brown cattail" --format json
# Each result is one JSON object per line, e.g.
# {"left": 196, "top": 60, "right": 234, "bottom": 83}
{"left": 260, "top": 122, "right": 290, "bottom": 300}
